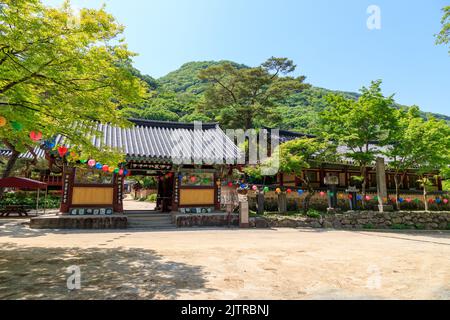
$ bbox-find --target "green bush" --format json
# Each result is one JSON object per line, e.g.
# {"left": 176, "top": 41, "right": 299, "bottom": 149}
{"left": 0, "top": 192, "right": 61, "bottom": 209}
{"left": 146, "top": 194, "right": 157, "bottom": 202}
{"left": 306, "top": 209, "right": 322, "bottom": 218}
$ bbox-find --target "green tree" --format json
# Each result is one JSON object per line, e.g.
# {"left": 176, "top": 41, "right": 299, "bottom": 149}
{"left": 320, "top": 80, "right": 398, "bottom": 207}
{"left": 198, "top": 57, "right": 310, "bottom": 129}
{"left": 0, "top": 0, "right": 147, "bottom": 183}
{"left": 247, "top": 137, "right": 336, "bottom": 214}
{"left": 436, "top": 6, "right": 450, "bottom": 53}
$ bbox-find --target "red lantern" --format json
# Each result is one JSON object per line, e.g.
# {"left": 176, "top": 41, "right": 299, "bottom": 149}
{"left": 190, "top": 176, "right": 197, "bottom": 183}
{"left": 365, "top": 195, "right": 371, "bottom": 201}
{"left": 348, "top": 194, "right": 353, "bottom": 199}
{"left": 30, "top": 131, "right": 43, "bottom": 142}
{"left": 286, "top": 188, "right": 292, "bottom": 193}
{"left": 118, "top": 169, "right": 124, "bottom": 175}
{"left": 58, "top": 146, "right": 68, "bottom": 157}
{"left": 228, "top": 182, "right": 233, "bottom": 187}
{"left": 428, "top": 198, "right": 434, "bottom": 203}
{"left": 102, "top": 165, "right": 109, "bottom": 172}
{"left": 319, "top": 191, "right": 325, "bottom": 197}
{"left": 126, "top": 170, "right": 131, "bottom": 176}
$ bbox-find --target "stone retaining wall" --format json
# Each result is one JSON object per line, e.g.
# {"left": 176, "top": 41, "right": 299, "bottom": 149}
{"left": 30, "top": 215, "right": 128, "bottom": 229}
{"left": 176, "top": 214, "right": 239, "bottom": 227}
{"left": 250, "top": 211, "right": 450, "bottom": 230}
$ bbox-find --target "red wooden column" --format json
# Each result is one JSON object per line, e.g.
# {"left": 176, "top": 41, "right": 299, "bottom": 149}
{"left": 113, "top": 173, "right": 124, "bottom": 213}
{"left": 60, "top": 166, "right": 75, "bottom": 214}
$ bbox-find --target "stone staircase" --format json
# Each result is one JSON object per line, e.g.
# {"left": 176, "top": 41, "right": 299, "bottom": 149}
{"left": 126, "top": 212, "right": 175, "bottom": 229}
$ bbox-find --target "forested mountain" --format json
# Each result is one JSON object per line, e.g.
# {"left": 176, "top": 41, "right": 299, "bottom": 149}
{"left": 126, "top": 61, "right": 450, "bottom": 133}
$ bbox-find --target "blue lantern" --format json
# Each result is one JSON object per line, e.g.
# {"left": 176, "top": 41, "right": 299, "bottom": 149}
{"left": 435, "top": 198, "right": 441, "bottom": 204}
{"left": 95, "top": 162, "right": 102, "bottom": 169}
{"left": 399, "top": 198, "right": 404, "bottom": 203}
{"left": 297, "top": 189, "right": 304, "bottom": 195}
{"left": 240, "top": 183, "right": 247, "bottom": 189}
{"left": 356, "top": 195, "right": 362, "bottom": 201}
{"left": 123, "top": 170, "right": 129, "bottom": 176}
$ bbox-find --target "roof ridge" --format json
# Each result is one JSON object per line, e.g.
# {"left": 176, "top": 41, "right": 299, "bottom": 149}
{"left": 129, "top": 118, "right": 218, "bottom": 130}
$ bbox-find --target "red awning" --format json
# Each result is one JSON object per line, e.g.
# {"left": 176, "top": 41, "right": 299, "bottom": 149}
{"left": 0, "top": 177, "right": 47, "bottom": 189}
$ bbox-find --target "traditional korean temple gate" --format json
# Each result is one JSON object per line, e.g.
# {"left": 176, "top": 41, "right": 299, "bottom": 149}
{"left": 59, "top": 119, "right": 239, "bottom": 215}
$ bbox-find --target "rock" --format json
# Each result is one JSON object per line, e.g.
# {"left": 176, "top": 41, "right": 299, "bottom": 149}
{"left": 323, "top": 221, "right": 333, "bottom": 229}
{"left": 255, "top": 217, "right": 269, "bottom": 228}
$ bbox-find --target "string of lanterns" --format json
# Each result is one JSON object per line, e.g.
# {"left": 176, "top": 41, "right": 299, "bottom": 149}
{"left": 222, "top": 181, "right": 449, "bottom": 205}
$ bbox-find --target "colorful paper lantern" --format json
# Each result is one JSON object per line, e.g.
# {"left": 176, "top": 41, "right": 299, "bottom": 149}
{"left": 0, "top": 116, "right": 7, "bottom": 127}
{"left": 190, "top": 176, "right": 197, "bottom": 183}
{"left": 113, "top": 168, "right": 119, "bottom": 174}
{"left": 95, "top": 162, "right": 102, "bottom": 169}
{"left": 348, "top": 194, "right": 353, "bottom": 199}
{"left": 123, "top": 170, "right": 129, "bottom": 176}
{"left": 428, "top": 198, "right": 434, "bottom": 203}
{"left": 126, "top": 170, "right": 131, "bottom": 176}
{"left": 57, "top": 146, "right": 68, "bottom": 157}
{"left": 435, "top": 198, "right": 441, "bottom": 204}
{"left": 329, "top": 192, "right": 334, "bottom": 197}
{"left": 414, "top": 198, "right": 420, "bottom": 203}
{"left": 373, "top": 196, "right": 378, "bottom": 201}
{"left": 240, "top": 183, "right": 247, "bottom": 189}
{"left": 365, "top": 195, "right": 371, "bottom": 201}
{"left": 252, "top": 185, "right": 258, "bottom": 191}
{"left": 228, "top": 182, "right": 233, "bottom": 187}
{"left": 10, "top": 121, "right": 22, "bottom": 131}
{"left": 29, "top": 131, "right": 42, "bottom": 142}
{"left": 264, "top": 186, "right": 269, "bottom": 193}
{"left": 286, "top": 188, "right": 292, "bottom": 194}
{"left": 44, "top": 139, "right": 56, "bottom": 149}
{"left": 102, "top": 165, "right": 109, "bottom": 172}
{"left": 406, "top": 198, "right": 412, "bottom": 203}
{"left": 119, "top": 169, "right": 124, "bottom": 175}
{"left": 297, "top": 189, "right": 304, "bottom": 195}
{"left": 356, "top": 195, "right": 362, "bottom": 201}
{"left": 88, "top": 159, "right": 96, "bottom": 167}
{"left": 108, "top": 167, "right": 114, "bottom": 173}
{"left": 398, "top": 198, "right": 404, "bottom": 203}
{"left": 443, "top": 199, "right": 449, "bottom": 204}
{"left": 319, "top": 191, "right": 325, "bottom": 197}
{"left": 80, "top": 159, "right": 87, "bottom": 164}
{"left": 275, "top": 188, "right": 281, "bottom": 194}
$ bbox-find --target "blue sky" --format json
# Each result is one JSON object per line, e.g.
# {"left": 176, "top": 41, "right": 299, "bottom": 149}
{"left": 45, "top": 0, "right": 450, "bottom": 116}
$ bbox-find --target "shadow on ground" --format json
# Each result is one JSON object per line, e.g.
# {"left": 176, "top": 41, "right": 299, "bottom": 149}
{"left": 0, "top": 243, "right": 214, "bottom": 300}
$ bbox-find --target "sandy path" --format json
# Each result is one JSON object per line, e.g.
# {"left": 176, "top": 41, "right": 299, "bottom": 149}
{"left": 0, "top": 221, "right": 449, "bottom": 300}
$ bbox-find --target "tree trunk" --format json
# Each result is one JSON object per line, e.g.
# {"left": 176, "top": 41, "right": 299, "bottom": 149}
{"left": 394, "top": 175, "right": 400, "bottom": 211}
{"left": 301, "top": 178, "right": 315, "bottom": 214}
{"left": 361, "top": 165, "right": 367, "bottom": 209}
{"left": 0, "top": 149, "right": 20, "bottom": 199}
{"left": 277, "top": 192, "right": 287, "bottom": 214}
{"left": 423, "top": 182, "right": 428, "bottom": 212}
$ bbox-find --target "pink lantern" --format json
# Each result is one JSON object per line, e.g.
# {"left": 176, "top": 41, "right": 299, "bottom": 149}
{"left": 443, "top": 199, "right": 449, "bottom": 204}
{"left": 406, "top": 198, "right": 412, "bottom": 203}
{"left": 119, "top": 169, "right": 124, "bottom": 175}
{"left": 252, "top": 185, "right": 257, "bottom": 191}
{"left": 228, "top": 182, "right": 233, "bottom": 187}
{"left": 190, "top": 176, "right": 197, "bottom": 183}
{"left": 88, "top": 159, "right": 96, "bottom": 167}
{"left": 319, "top": 191, "right": 325, "bottom": 197}
{"left": 365, "top": 195, "right": 371, "bottom": 201}
{"left": 102, "top": 165, "right": 109, "bottom": 172}
{"left": 30, "top": 131, "right": 43, "bottom": 142}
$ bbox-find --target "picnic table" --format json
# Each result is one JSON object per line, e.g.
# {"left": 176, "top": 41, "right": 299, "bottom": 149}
{"left": 0, "top": 205, "right": 31, "bottom": 217}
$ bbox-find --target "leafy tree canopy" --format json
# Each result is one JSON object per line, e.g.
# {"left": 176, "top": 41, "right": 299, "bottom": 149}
{"left": 0, "top": 0, "right": 147, "bottom": 167}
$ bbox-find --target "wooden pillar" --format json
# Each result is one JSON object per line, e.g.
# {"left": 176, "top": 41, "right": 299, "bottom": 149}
{"left": 437, "top": 176, "right": 443, "bottom": 191}
{"left": 214, "top": 173, "right": 221, "bottom": 210}
{"left": 113, "top": 173, "right": 124, "bottom": 213}
{"left": 172, "top": 172, "right": 179, "bottom": 212}
{"left": 60, "top": 166, "right": 75, "bottom": 214}
{"left": 319, "top": 167, "right": 325, "bottom": 188}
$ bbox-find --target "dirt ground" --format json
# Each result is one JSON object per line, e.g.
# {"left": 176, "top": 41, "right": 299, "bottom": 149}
{"left": 0, "top": 219, "right": 449, "bottom": 300}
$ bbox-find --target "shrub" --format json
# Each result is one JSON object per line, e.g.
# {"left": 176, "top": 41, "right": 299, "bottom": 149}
{"left": 0, "top": 192, "right": 61, "bottom": 209}
{"left": 146, "top": 194, "right": 157, "bottom": 202}
{"left": 306, "top": 209, "right": 322, "bottom": 218}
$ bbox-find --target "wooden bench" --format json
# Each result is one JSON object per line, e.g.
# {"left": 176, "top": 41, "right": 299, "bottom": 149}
{"left": 0, "top": 205, "right": 31, "bottom": 217}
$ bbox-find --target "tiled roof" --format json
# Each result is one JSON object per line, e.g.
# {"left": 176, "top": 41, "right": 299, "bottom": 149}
{"left": 1, "top": 119, "right": 240, "bottom": 164}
